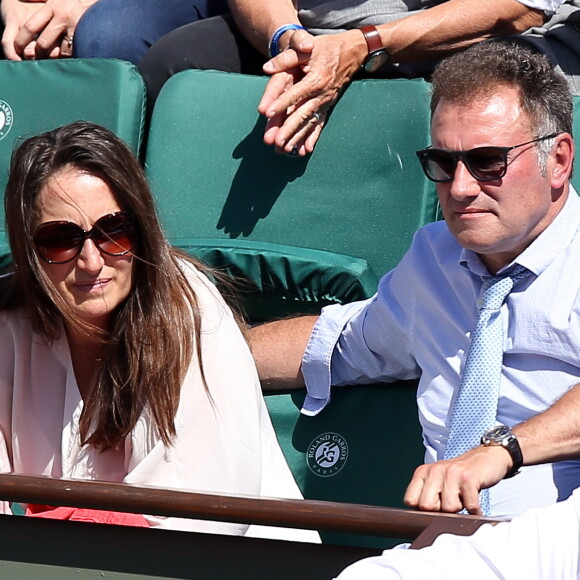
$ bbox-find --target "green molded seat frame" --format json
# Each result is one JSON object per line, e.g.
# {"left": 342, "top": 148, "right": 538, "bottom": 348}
{"left": 146, "top": 70, "right": 438, "bottom": 289}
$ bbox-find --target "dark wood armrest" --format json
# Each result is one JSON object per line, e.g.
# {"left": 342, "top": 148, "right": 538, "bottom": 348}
{"left": 0, "top": 473, "right": 498, "bottom": 545}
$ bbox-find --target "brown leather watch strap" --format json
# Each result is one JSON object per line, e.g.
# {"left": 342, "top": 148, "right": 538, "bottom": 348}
{"left": 359, "top": 25, "right": 383, "bottom": 54}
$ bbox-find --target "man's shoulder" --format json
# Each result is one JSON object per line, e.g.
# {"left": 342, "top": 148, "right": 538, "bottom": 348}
{"left": 384, "top": 220, "right": 465, "bottom": 286}
{"left": 411, "top": 220, "right": 462, "bottom": 257}
{"left": 416, "top": 219, "right": 452, "bottom": 236}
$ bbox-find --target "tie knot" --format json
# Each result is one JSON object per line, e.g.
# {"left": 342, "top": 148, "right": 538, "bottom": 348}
{"left": 479, "top": 265, "right": 530, "bottom": 311}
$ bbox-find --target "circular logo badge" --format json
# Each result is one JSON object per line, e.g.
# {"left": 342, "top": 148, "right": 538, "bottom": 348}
{"left": 0, "top": 101, "right": 13, "bottom": 141}
{"left": 306, "top": 432, "right": 348, "bottom": 477}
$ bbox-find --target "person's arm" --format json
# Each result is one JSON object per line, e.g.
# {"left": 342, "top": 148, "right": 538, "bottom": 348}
{"left": 227, "top": 0, "right": 300, "bottom": 57}
{"left": 255, "top": 0, "right": 546, "bottom": 156}
{"left": 247, "top": 316, "right": 318, "bottom": 390}
{"left": 512, "top": 381, "right": 580, "bottom": 463}
{"left": 356, "top": 0, "right": 544, "bottom": 66}
{"left": 404, "top": 382, "right": 580, "bottom": 516}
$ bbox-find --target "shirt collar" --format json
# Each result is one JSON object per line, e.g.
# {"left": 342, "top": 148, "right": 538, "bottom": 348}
{"left": 459, "top": 186, "right": 580, "bottom": 277}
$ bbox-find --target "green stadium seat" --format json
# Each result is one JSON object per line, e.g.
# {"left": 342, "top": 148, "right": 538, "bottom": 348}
{"left": 146, "top": 70, "right": 435, "bottom": 548}
{"left": 265, "top": 382, "right": 423, "bottom": 548}
{"left": 0, "top": 58, "right": 146, "bottom": 257}
{"left": 145, "top": 70, "right": 438, "bottom": 318}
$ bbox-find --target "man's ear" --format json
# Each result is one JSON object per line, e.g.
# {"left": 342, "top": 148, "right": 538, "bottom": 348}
{"left": 550, "top": 133, "right": 574, "bottom": 189}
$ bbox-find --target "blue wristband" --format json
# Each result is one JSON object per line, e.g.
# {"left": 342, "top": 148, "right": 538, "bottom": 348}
{"left": 269, "top": 24, "right": 306, "bottom": 58}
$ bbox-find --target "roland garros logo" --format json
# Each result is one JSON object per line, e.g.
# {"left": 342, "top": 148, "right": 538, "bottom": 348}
{"left": 0, "top": 101, "right": 13, "bottom": 141}
{"left": 306, "top": 432, "right": 348, "bottom": 477}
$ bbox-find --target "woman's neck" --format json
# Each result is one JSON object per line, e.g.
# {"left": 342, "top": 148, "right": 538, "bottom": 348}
{"left": 65, "top": 325, "right": 106, "bottom": 401}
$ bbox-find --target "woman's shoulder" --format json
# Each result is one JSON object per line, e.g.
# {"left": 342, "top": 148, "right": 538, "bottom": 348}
{"left": 177, "top": 256, "right": 210, "bottom": 284}
{"left": 0, "top": 307, "right": 36, "bottom": 363}
{"left": 177, "top": 256, "right": 223, "bottom": 302}
{"left": 175, "top": 255, "right": 235, "bottom": 326}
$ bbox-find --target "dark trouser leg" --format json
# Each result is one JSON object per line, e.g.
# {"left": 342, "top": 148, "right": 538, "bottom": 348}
{"left": 73, "top": 0, "right": 229, "bottom": 65}
{"left": 139, "top": 14, "right": 266, "bottom": 109}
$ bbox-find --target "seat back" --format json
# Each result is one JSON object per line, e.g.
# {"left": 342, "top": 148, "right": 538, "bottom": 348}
{"left": 265, "top": 383, "right": 423, "bottom": 548}
{"left": 146, "top": 70, "right": 438, "bottom": 319}
{"left": 0, "top": 58, "right": 146, "bottom": 256}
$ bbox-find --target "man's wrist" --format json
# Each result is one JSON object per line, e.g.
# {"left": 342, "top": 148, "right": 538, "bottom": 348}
{"left": 358, "top": 25, "right": 390, "bottom": 72}
{"left": 269, "top": 24, "right": 306, "bottom": 58}
{"left": 481, "top": 425, "right": 523, "bottom": 479}
{"left": 323, "top": 28, "right": 373, "bottom": 72}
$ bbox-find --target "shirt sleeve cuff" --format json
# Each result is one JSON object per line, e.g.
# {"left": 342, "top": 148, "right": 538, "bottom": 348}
{"left": 300, "top": 301, "right": 368, "bottom": 415}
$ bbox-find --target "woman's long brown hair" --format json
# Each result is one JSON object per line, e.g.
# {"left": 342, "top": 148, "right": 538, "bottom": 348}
{"left": 1, "top": 121, "right": 207, "bottom": 450}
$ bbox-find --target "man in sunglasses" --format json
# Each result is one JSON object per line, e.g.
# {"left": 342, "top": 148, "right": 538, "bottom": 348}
{"left": 250, "top": 38, "right": 580, "bottom": 521}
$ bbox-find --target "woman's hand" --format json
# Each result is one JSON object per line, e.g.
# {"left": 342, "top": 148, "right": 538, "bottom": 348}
{"left": 2, "top": 0, "right": 42, "bottom": 59}
{"left": 2, "top": 0, "right": 96, "bottom": 60}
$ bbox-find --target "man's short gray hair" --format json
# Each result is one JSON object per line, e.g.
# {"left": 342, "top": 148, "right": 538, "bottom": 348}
{"left": 430, "top": 39, "right": 573, "bottom": 173}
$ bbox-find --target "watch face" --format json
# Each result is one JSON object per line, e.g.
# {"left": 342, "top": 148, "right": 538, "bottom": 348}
{"left": 363, "top": 49, "right": 390, "bottom": 73}
{"left": 483, "top": 425, "right": 511, "bottom": 443}
{"left": 481, "top": 425, "right": 522, "bottom": 477}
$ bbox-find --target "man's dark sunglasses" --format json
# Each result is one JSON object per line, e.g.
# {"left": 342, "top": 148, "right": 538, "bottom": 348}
{"left": 34, "top": 211, "right": 139, "bottom": 264}
{"left": 415, "top": 133, "right": 561, "bottom": 183}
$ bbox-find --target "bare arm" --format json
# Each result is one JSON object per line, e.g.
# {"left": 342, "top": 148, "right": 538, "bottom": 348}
{"left": 369, "top": 0, "right": 545, "bottom": 65}
{"left": 247, "top": 315, "right": 317, "bottom": 390}
{"left": 227, "top": 0, "right": 300, "bottom": 57}
{"left": 404, "top": 383, "right": 580, "bottom": 516}
{"left": 252, "top": 0, "right": 545, "bottom": 156}
{"left": 514, "top": 384, "right": 580, "bottom": 464}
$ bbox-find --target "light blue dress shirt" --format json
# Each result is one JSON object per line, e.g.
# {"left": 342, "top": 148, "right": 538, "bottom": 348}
{"left": 302, "top": 189, "right": 580, "bottom": 517}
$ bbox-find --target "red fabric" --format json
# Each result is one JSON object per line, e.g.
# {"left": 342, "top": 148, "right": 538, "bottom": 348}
{"left": 25, "top": 504, "right": 150, "bottom": 527}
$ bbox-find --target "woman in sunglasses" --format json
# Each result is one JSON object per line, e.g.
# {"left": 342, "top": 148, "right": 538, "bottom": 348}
{"left": 0, "top": 120, "right": 313, "bottom": 538}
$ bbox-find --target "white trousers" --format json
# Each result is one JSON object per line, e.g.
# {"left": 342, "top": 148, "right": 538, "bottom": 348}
{"left": 336, "top": 488, "right": 580, "bottom": 580}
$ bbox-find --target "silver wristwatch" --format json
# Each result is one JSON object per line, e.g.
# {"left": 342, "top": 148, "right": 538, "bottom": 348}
{"left": 481, "top": 425, "right": 523, "bottom": 479}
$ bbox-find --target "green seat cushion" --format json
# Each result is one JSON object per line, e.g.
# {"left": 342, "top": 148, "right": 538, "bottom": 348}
{"left": 146, "top": 71, "right": 438, "bottom": 278}
{"left": 180, "top": 239, "right": 379, "bottom": 320}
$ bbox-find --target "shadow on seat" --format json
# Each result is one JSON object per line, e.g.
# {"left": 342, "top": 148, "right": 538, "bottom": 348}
{"left": 145, "top": 70, "right": 438, "bottom": 317}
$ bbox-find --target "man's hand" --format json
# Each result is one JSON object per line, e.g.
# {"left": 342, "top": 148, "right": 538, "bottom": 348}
{"left": 258, "top": 28, "right": 367, "bottom": 156}
{"left": 404, "top": 444, "right": 514, "bottom": 516}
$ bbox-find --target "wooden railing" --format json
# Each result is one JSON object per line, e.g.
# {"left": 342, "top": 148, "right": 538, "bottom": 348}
{"left": 0, "top": 473, "right": 499, "bottom": 548}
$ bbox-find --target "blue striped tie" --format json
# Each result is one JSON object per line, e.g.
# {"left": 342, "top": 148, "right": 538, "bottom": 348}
{"left": 444, "top": 265, "right": 530, "bottom": 515}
